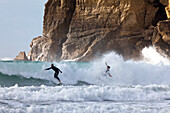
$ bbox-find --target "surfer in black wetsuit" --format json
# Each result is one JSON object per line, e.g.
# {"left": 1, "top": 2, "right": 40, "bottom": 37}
{"left": 45, "top": 64, "right": 62, "bottom": 83}
{"left": 105, "top": 62, "right": 112, "bottom": 77}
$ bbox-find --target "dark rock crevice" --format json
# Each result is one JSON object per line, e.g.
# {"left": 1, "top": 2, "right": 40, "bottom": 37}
{"left": 152, "top": 1, "right": 167, "bottom": 26}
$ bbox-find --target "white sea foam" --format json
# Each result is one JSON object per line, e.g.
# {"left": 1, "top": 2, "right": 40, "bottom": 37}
{"left": 0, "top": 85, "right": 170, "bottom": 113}
{"left": 1, "top": 103, "right": 170, "bottom": 113}
{"left": 0, "top": 57, "right": 13, "bottom": 61}
{"left": 142, "top": 46, "right": 170, "bottom": 65}
{"left": 1, "top": 85, "right": 170, "bottom": 102}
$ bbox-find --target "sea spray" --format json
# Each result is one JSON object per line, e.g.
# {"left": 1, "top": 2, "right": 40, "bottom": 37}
{"left": 0, "top": 57, "right": 13, "bottom": 61}
{"left": 0, "top": 47, "right": 170, "bottom": 113}
{"left": 142, "top": 46, "right": 170, "bottom": 65}
{"left": 0, "top": 46, "right": 170, "bottom": 86}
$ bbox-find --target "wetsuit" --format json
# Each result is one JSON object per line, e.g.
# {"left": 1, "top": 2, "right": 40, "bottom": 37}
{"left": 45, "top": 65, "right": 62, "bottom": 83}
{"left": 105, "top": 63, "right": 112, "bottom": 77}
{"left": 105, "top": 69, "right": 110, "bottom": 76}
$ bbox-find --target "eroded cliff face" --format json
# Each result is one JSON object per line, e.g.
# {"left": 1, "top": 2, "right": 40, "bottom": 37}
{"left": 152, "top": 0, "right": 170, "bottom": 58}
{"left": 27, "top": 0, "right": 76, "bottom": 61}
{"left": 27, "top": 0, "right": 169, "bottom": 62}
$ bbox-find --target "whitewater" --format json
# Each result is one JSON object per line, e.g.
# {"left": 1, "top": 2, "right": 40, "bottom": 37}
{"left": 0, "top": 47, "right": 170, "bottom": 113}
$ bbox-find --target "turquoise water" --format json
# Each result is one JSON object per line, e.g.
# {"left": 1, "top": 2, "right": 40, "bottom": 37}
{"left": 0, "top": 51, "right": 170, "bottom": 112}
{"left": 0, "top": 61, "right": 92, "bottom": 87}
{"left": 1, "top": 57, "right": 170, "bottom": 86}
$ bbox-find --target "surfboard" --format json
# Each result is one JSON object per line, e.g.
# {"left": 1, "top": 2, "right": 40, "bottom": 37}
{"left": 103, "top": 73, "right": 112, "bottom": 77}
{"left": 57, "top": 83, "right": 63, "bottom": 86}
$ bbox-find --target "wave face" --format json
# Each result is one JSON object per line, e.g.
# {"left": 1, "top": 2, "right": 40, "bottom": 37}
{"left": 0, "top": 47, "right": 170, "bottom": 87}
{"left": 0, "top": 47, "right": 170, "bottom": 112}
{"left": 0, "top": 72, "right": 55, "bottom": 87}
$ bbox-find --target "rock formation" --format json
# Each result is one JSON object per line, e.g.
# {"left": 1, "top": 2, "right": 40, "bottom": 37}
{"left": 27, "top": 0, "right": 170, "bottom": 62}
{"left": 165, "top": 0, "right": 170, "bottom": 19}
{"left": 152, "top": 20, "right": 170, "bottom": 58}
{"left": 14, "top": 51, "right": 29, "bottom": 61}
{"left": 152, "top": 0, "right": 170, "bottom": 58}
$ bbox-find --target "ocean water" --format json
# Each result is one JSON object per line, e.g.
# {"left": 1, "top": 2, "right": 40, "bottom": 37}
{"left": 0, "top": 47, "right": 170, "bottom": 113}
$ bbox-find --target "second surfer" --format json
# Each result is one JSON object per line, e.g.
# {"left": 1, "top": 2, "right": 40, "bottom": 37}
{"left": 105, "top": 62, "right": 112, "bottom": 77}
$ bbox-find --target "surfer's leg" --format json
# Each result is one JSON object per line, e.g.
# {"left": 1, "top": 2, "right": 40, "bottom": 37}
{"left": 107, "top": 72, "right": 112, "bottom": 77}
{"left": 56, "top": 77, "right": 61, "bottom": 83}
{"left": 54, "top": 73, "right": 61, "bottom": 83}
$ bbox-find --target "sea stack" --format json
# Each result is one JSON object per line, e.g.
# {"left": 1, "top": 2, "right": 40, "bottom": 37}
{"left": 14, "top": 51, "right": 29, "bottom": 61}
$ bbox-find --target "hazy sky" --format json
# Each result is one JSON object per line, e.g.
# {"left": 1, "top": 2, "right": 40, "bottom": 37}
{"left": 0, "top": 0, "right": 47, "bottom": 59}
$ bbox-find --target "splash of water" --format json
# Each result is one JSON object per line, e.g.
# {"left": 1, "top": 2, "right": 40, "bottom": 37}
{"left": 0, "top": 46, "right": 170, "bottom": 86}
{"left": 142, "top": 46, "right": 170, "bottom": 65}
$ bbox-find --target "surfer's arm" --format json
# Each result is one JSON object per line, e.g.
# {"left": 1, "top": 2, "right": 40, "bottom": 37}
{"left": 45, "top": 67, "right": 51, "bottom": 70}
{"left": 105, "top": 62, "right": 108, "bottom": 66}
{"left": 59, "top": 69, "right": 62, "bottom": 73}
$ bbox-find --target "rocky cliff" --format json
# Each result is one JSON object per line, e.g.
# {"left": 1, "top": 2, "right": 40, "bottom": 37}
{"left": 27, "top": 0, "right": 170, "bottom": 62}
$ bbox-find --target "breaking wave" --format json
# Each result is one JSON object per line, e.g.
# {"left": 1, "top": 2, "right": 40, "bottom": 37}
{"left": 0, "top": 46, "right": 170, "bottom": 86}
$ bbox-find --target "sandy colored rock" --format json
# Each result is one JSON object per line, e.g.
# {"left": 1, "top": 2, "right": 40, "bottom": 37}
{"left": 27, "top": 0, "right": 169, "bottom": 62}
{"left": 158, "top": 20, "right": 170, "bottom": 44}
{"left": 27, "top": 36, "right": 53, "bottom": 61}
{"left": 165, "top": 0, "right": 170, "bottom": 19}
{"left": 14, "top": 51, "right": 29, "bottom": 61}
{"left": 60, "top": 0, "right": 160, "bottom": 61}
{"left": 152, "top": 20, "right": 170, "bottom": 58}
